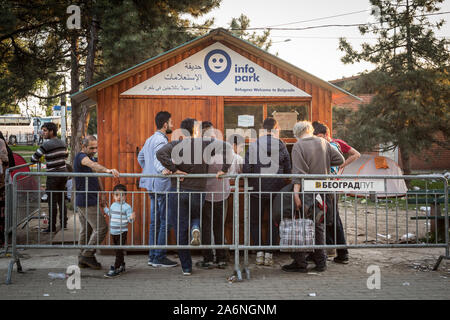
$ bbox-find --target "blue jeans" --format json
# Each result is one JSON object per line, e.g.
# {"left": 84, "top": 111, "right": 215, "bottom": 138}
{"left": 168, "top": 187, "right": 205, "bottom": 270}
{"left": 148, "top": 192, "right": 170, "bottom": 262}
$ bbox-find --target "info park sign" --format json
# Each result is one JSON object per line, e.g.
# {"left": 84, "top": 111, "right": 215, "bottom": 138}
{"left": 121, "top": 42, "right": 310, "bottom": 97}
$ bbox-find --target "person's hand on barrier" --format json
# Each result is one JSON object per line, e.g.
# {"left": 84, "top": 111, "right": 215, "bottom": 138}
{"left": 100, "top": 195, "right": 108, "bottom": 208}
{"left": 107, "top": 168, "right": 120, "bottom": 178}
{"left": 294, "top": 194, "right": 302, "bottom": 210}
{"left": 173, "top": 170, "right": 187, "bottom": 182}
{"left": 216, "top": 170, "right": 226, "bottom": 179}
{"left": 162, "top": 169, "right": 172, "bottom": 175}
{"left": 130, "top": 212, "right": 136, "bottom": 221}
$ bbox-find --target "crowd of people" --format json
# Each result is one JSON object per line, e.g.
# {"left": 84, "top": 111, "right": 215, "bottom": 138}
{"left": 2, "top": 110, "right": 361, "bottom": 278}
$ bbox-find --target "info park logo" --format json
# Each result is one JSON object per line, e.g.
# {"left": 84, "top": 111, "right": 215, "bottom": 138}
{"left": 204, "top": 49, "right": 260, "bottom": 85}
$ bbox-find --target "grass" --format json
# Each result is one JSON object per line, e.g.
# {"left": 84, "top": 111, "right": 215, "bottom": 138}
{"left": 409, "top": 179, "right": 445, "bottom": 191}
{"left": 10, "top": 145, "right": 39, "bottom": 152}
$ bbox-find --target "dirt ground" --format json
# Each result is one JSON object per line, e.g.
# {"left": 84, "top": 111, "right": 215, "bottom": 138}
{"left": 339, "top": 199, "right": 444, "bottom": 245}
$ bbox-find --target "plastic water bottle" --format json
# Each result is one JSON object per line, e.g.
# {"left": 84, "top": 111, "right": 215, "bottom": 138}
{"left": 48, "top": 272, "right": 66, "bottom": 280}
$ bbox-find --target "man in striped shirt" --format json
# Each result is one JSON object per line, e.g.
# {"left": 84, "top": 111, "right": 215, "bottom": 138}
{"left": 31, "top": 122, "right": 68, "bottom": 233}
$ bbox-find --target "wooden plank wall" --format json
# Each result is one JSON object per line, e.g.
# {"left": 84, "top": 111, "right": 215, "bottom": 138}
{"left": 96, "top": 39, "right": 332, "bottom": 244}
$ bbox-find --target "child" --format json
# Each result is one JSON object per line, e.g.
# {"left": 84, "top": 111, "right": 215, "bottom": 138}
{"left": 103, "top": 184, "right": 135, "bottom": 278}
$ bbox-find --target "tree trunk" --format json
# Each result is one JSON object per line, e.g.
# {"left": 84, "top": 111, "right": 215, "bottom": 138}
{"left": 69, "top": 33, "right": 81, "bottom": 160}
{"left": 400, "top": 146, "right": 412, "bottom": 188}
{"left": 70, "top": 11, "right": 98, "bottom": 160}
{"left": 83, "top": 13, "right": 98, "bottom": 88}
{"left": 405, "top": 0, "right": 414, "bottom": 72}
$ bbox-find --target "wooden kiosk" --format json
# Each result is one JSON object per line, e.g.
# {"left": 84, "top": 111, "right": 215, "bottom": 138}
{"left": 72, "top": 28, "right": 360, "bottom": 245}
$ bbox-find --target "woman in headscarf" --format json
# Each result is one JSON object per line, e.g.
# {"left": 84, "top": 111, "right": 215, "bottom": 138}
{"left": 0, "top": 131, "right": 14, "bottom": 246}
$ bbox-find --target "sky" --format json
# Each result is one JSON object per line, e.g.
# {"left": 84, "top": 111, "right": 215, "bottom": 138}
{"left": 192, "top": 0, "right": 450, "bottom": 81}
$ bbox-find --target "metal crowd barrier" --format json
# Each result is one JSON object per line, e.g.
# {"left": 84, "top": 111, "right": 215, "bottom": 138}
{"left": 4, "top": 171, "right": 449, "bottom": 284}
{"left": 235, "top": 174, "right": 449, "bottom": 280}
{"left": 3, "top": 162, "right": 41, "bottom": 255}
{"left": 5, "top": 171, "right": 239, "bottom": 284}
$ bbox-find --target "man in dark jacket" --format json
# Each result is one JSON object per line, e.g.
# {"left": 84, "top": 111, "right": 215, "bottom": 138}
{"left": 156, "top": 118, "right": 233, "bottom": 275}
{"left": 243, "top": 117, "right": 291, "bottom": 266}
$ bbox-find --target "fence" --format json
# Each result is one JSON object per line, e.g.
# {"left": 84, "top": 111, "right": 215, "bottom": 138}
{"left": 236, "top": 173, "right": 448, "bottom": 280}
{"left": 4, "top": 171, "right": 449, "bottom": 284}
{"left": 3, "top": 163, "right": 41, "bottom": 252}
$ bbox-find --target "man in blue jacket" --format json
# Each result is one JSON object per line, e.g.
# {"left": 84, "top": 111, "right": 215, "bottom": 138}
{"left": 138, "top": 111, "right": 178, "bottom": 268}
{"left": 244, "top": 117, "right": 291, "bottom": 266}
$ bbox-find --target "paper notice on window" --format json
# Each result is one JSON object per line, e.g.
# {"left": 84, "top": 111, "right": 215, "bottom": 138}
{"left": 273, "top": 112, "right": 298, "bottom": 131}
{"left": 238, "top": 115, "right": 254, "bottom": 127}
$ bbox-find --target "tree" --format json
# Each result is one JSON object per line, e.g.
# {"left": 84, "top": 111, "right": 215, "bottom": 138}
{"left": 338, "top": 0, "right": 450, "bottom": 175}
{"left": 0, "top": 0, "right": 221, "bottom": 157}
{"left": 228, "top": 14, "right": 272, "bottom": 51}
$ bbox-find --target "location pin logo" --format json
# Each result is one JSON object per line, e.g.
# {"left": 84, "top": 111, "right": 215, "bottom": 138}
{"left": 204, "top": 49, "right": 231, "bottom": 85}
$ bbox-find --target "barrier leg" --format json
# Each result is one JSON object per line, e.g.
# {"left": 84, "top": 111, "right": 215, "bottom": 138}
{"left": 243, "top": 178, "right": 250, "bottom": 280}
{"left": 232, "top": 177, "right": 243, "bottom": 281}
{"left": 6, "top": 259, "right": 14, "bottom": 285}
{"left": 5, "top": 254, "right": 23, "bottom": 285}
{"left": 433, "top": 179, "right": 449, "bottom": 271}
{"left": 432, "top": 256, "right": 444, "bottom": 271}
{"left": 233, "top": 248, "right": 242, "bottom": 281}
{"left": 245, "top": 267, "right": 251, "bottom": 280}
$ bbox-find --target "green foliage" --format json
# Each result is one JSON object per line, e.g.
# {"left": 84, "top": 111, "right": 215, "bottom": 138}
{"left": 228, "top": 14, "right": 272, "bottom": 51}
{"left": 338, "top": 0, "right": 450, "bottom": 172}
{"left": 0, "top": 1, "right": 69, "bottom": 113}
{"left": 0, "top": 0, "right": 221, "bottom": 107}
{"left": 96, "top": 0, "right": 220, "bottom": 79}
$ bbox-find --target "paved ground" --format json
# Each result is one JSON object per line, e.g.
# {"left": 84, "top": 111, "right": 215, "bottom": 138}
{"left": 0, "top": 248, "right": 449, "bottom": 300}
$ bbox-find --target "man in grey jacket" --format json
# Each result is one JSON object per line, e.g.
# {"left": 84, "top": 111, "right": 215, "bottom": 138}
{"left": 282, "top": 121, "right": 344, "bottom": 273}
{"left": 156, "top": 118, "right": 233, "bottom": 275}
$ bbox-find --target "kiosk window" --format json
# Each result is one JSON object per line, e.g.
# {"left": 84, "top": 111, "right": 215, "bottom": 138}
{"left": 224, "top": 105, "right": 263, "bottom": 140}
{"left": 268, "top": 104, "right": 309, "bottom": 138}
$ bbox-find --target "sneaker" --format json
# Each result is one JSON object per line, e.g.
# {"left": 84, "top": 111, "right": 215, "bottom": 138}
{"left": 264, "top": 252, "right": 274, "bottom": 266}
{"left": 195, "top": 260, "right": 216, "bottom": 269}
{"left": 42, "top": 227, "right": 57, "bottom": 233}
{"left": 256, "top": 251, "right": 265, "bottom": 265}
{"left": 182, "top": 268, "right": 192, "bottom": 276}
{"left": 152, "top": 257, "right": 178, "bottom": 268}
{"left": 78, "top": 256, "right": 88, "bottom": 269}
{"left": 313, "top": 264, "right": 327, "bottom": 272}
{"left": 148, "top": 258, "right": 154, "bottom": 266}
{"left": 217, "top": 261, "right": 228, "bottom": 269}
{"left": 104, "top": 266, "right": 121, "bottom": 278}
{"left": 281, "top": 261, "right": 308, "bottom": 273}
{"left": 79, "top": 255, "right": 102, "bottom": 270}
{"left": 327, "top": 249, "right": 337, "bottom": 258}
{"left": 117, "top": 263, "right": 126, "bottom": 274}
{"left": 190, "top": 228, "right": 201, "bottom": 246}
{"left": 334, "top": 256, "right": 349, "bottom": 264}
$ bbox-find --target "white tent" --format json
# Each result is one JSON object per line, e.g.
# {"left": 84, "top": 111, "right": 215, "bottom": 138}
{"left": 341, "top": 154, "right": 408, "bottom": 198}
